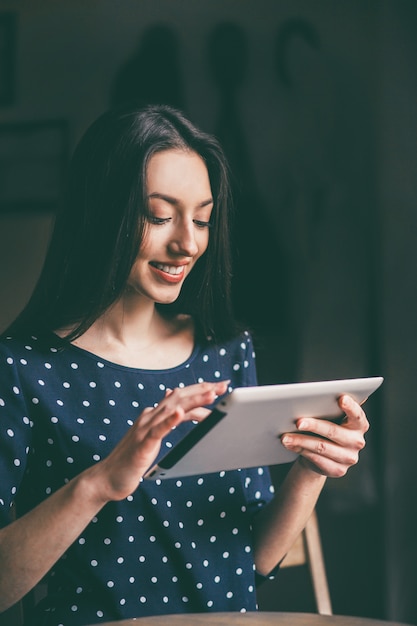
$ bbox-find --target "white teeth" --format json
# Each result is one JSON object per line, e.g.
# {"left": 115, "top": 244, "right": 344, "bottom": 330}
{"left": 154, "top": 263, "right": 183, "bottom": 275}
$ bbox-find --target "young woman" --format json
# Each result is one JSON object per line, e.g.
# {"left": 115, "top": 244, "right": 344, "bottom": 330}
{"left": 0, "top": 105, "right": 369, "bottom": 625}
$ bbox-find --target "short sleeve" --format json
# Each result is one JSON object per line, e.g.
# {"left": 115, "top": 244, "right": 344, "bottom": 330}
{"left": 0, "top": 343, "right": 33, "bottom": 525}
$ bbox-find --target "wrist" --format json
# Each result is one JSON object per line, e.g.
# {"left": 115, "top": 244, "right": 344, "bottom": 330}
{"left": 73, "top": 464, "right": 112, "bottom": 511}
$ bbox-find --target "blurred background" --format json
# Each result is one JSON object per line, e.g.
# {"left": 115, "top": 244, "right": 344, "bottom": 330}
{"left": 0, "top": 0, "right": 416, "bottom": 623}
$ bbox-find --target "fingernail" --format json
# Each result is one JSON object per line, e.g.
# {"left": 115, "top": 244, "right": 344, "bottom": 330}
{"left": 281, "top": 435, "right": 293, "bottom": 446}
{"left": 297, "top": 420, "right": 307, "bottom": 430}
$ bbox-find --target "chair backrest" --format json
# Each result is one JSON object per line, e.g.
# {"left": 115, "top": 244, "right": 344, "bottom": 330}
{"left": 280, "top": 509, "right": 332, "bottom": 615}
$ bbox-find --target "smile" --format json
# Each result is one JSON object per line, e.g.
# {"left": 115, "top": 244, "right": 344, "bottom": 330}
{"left": 151, "top": 263, "right": 185, "bottom": 275}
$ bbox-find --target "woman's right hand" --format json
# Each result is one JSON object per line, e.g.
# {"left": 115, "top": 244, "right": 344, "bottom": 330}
{"left": 88, "top": 380, "right": 229, "bottom": 503}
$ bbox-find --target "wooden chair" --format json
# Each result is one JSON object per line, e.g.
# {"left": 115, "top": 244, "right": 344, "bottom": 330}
{"left": 280, "top": 510, "right": 332, "bottom": 615}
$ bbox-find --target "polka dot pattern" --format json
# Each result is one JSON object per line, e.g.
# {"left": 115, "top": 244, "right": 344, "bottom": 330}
{"left": 0, "top": 331, "right": 274, "bottom": 625}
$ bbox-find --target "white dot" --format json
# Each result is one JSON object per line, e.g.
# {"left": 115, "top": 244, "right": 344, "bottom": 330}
{"left": 163, "top": 596, "right": 169, "bottom": 603}
{"left": 91, "top": 560, "right": 98, "bottom": 566}
{"left": 214, "top": 575, "right": 220, "bottom": 583}
{"left": 116, "top": 516, "right": 123, "bottom": 523}
{"left": 140, "top": 596, "right": 146, "bottom": 603}
{"left": 151, "top": 576, "right": 158, "bottom": 583}
{"left": 13, "top": 386, "right": 20, "bottom": 394}
{"left": 227, "top": 591, "right": 233, "bottom": 598}
{"left": 207, "top": 600, "right": 213, "bottom": 607}
{"left": 71, "top": 605, "right": 78, "bottom": 612}
{"left": 13, "top": 459, "right": 20, "bottom": 467}
{"left": 71, "top": 363, "right": 78, "bottom": 369}
{"left": 7, "top": 429, "right": 14, "bottom": 437}
{"left": 97, "top": 610, "right": 104, "bottom": 617}
{"left": 107, "top": 581, "right": 114, "bottom": 588}
{"left": 236, "top": 568, "right": 243, "bottom": 575}
{"left": 89, "top": 381, "right": 96, "bottom": 388}
{"left": 223, "top": 551, "right": 229, "bottom": 559}
{"left": 219, "top": 348, "right": 226, "bottom": 356}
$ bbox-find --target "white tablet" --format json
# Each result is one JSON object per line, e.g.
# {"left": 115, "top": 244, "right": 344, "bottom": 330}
{"left": 144, "top": 376, "right": 383, "bottom": 481}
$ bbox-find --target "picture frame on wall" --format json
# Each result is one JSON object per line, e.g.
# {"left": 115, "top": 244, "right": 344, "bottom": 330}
{"left": 0, "top": 120, "right": 69, "bottom": 213}
{"left": 0, "top": 12, "right": 17, "bottom": 106}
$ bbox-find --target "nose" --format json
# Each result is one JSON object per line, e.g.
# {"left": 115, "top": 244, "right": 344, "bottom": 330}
{"left": 169, "top": 220, "right": 200, "bottom": 257}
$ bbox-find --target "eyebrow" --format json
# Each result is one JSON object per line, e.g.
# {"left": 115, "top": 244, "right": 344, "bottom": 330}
{"left": 147, "top": 192, "right": 214, "bottom": 208}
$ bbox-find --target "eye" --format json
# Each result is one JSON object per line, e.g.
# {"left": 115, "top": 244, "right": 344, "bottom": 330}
{"left": 147, "top": 215, "right": 171, "bottom": 226}
{"left": 193, "top": 220, "right": 212, "bottom": 229}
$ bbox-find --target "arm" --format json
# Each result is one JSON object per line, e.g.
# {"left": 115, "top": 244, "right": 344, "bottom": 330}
{"left": 253, "top": 394, "right": 369, "bottom": 575}
{"left": 0, "top": 380, "right": 228, "bottom": 611}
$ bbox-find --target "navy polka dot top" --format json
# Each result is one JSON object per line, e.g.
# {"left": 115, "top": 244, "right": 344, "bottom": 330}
{"left": 0, "top": 330, "right": 275, "bottom": 625}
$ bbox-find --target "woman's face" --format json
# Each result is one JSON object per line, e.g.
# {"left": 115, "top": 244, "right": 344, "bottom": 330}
{"left": 127, "top": 148, "right": 213, "bottom": 305}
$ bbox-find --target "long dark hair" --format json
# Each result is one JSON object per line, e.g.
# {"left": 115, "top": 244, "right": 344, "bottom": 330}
{"left": 6, "top": 105, "right": 239, "bottom": 343}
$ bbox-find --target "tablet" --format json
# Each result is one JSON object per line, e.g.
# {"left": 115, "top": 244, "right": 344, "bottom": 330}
{"left": 144, "top": 376, "right": 383, "bottom": 481}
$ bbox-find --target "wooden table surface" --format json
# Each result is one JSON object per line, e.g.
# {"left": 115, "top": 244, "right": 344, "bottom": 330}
{"left": 99, "top": 612, "right": 414, "bottom": 626}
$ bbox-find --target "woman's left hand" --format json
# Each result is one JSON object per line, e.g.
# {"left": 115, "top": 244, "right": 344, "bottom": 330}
{"left": 280, "top": 394, "right": 369, "bottom": 478}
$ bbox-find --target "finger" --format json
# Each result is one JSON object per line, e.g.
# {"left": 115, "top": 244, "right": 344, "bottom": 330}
{"left": 293, "top": 416, "right": 366, "bottom": 451}
{"left": 159, "top": 380, "right": 229, "bottom": 414}
{"left": 185, "top": 407, "right": 212, "bottom": 423}
{"left": 281, "top": 433, "right": 360, "bottom": 467}
{"left": 297, "top": 452, "right": 351, "bottom": 479}
{"left": 338, "top": 395, "right": 370, "bottom": 432}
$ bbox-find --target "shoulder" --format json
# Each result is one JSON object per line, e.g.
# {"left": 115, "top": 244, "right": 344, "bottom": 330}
{"left": 0, "top": 331, "right": 63, "bottom": 366}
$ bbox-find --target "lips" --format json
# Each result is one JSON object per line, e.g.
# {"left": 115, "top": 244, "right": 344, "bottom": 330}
{"left": 150, "top": 262, "right": 184, "bottom": 275}
{"left": 149, "top": 261, "right": 187, "bottom": 283}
